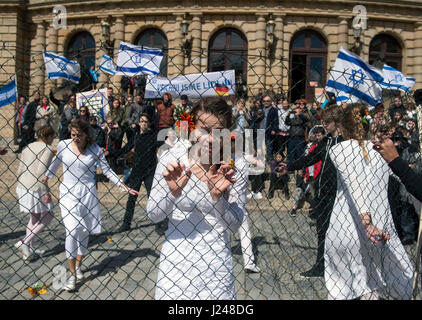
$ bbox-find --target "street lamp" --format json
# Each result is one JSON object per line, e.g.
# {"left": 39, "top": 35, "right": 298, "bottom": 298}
{"left": 180, "top": 14, "right": 192, "bottom": 63}
{"left": 352, "top": 22, "right": 362, "bottom": 54}
{"left": 266, "top": 15, "right": 276, "bottom": 58}
{"left": 101, "top": 19, "right": 114, "bottom": 56}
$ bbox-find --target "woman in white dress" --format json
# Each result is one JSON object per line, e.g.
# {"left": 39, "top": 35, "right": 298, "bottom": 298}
{"left": 14, "top": 122, "right": 55, "bottom": 260}
{"left": 325, "top": 104, "right": 414, "bottom": 300}
{"left": 146, "top": 98, "right": 246, "bottom": 300}
{"left": 43, "top": 118, "right": 139, "bottom": 291}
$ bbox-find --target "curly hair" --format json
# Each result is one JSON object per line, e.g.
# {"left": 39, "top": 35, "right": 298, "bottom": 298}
{"left": 342, "top": 103, "right": 369, "bottom": 161}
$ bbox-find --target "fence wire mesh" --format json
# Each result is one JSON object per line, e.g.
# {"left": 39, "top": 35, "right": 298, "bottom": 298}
{"left": 0, "top": 44, "right": 421, "bottom": 300}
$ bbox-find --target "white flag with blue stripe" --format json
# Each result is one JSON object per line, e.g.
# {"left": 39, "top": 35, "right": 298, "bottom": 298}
{"left": 0, "top": 77, "right": 17, "bottom": 108}
{"left": 325, "top": 47, "right": 383, "bottom": 107}
{"left": 43, "top": 52, "right": 81, "bottom": 84}
{"left": 99, "top": 55, "right": 116, "bottom": 75}
{"left": 380, "top": 64, "right": 415, "bottom": 93}
{"left": 116, "top": 41, "right": 164, "bottom": 77}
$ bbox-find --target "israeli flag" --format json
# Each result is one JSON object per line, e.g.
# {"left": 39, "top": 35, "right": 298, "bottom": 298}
{"left": 99, "top": 55, "right": 116, "bottom": 75}
{"left": 116, "top": 41, "right": 164, "bottom": 77}
{"left": 0, "top": 77, "right": 17, "bottom": 108}
{"left": 325, "top": 47, "right": 383, "bottom": 107}
{"left": 380, "top": 64, "right": 415, "bottom": 93}
{"left": 43, "top": 52, "right": 81, "bottom": 84}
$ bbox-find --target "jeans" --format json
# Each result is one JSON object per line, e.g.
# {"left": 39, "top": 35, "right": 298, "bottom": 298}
{"left": 287, "top": 136, "right": 306, "bottom": 165}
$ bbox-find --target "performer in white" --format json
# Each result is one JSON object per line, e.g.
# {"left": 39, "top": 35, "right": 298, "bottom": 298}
{"left": 325, "top": 104, "right": 414, "bottom": 300}
{"left": 15, "top": 122, "right": 56, "bottom": 260}
{"left": 43, "top": 118, "right": 138, "bottom": 291}
{"left": 147, "top": 98, "right": 245, "bottom": 300}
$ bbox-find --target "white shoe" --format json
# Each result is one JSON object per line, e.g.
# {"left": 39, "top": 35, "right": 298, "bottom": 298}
{"left": 14, "top": 241, "right": 31, "bottom": 260}
{"left": 254, "top": 192, "right": 263, "bottom": 200}
{"left": 75, "top": 267, "right": 84, "bottom": 281}
{"left": 247, "top": 192, "right": 255, "bottom": 199}
{"left": 245, "top": 264, "right": 261, "bottom": 273}
{"left": 63, "top": 275, "right": 76, "bottom": 291}
{"left": 29, "top": 246, "right": 45, "bottom": 256}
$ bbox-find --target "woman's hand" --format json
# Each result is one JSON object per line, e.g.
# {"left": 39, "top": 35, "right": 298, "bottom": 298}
{"left": 41, "top": 176, "right": 49, "bottom": 184}
{"left": 42, "top": 193, "right": 52, "bottom": 203}
{"left": 206, "top": 162, "right": 236, "bottom": 202}
{"left": 364, "top": 224, "right": 390, "bottom": 245}
{"left": 119, "top": 183, "right": 140, "bottom": 196}
{"left": 163, "top": 161, "right": 192, "bottom": 198}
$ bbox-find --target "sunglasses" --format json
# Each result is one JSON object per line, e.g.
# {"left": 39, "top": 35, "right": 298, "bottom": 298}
{"left": 263, "top": 100, "right": 271, "bottom": 102}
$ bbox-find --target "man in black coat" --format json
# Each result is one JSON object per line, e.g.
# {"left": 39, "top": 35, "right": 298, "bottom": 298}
{"left": 282, "top": 104, "right": 344, "bottom": 278}
{"left": 261, "top": 95, "right": 279, "bottom": 160}
{"left": 15, "top": 91, "right": 39, "bottom": 153}
{"left": 285, "top": 103, "right": 309, "bottom": 166}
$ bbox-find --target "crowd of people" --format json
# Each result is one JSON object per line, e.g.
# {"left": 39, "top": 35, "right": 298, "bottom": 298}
{"left": 9, "top": 80, "right": 422, "bottom": 300}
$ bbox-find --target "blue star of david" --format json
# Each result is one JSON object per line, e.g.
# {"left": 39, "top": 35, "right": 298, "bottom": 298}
{"left": 349, "top": 69, "right": 366, "bottom": 87}
{"left": 394, "top": 74, "right": 403, "bottom": 82}
{"left": 57, "top": 61, "right": 67, "bottom": 71}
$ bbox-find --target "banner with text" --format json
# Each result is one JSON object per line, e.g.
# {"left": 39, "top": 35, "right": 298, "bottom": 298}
{"left": 76, "top": 88, "right": 108, "bottom": 124}
{"left": 145, "top": 70, "right": 236, "bottom": 99}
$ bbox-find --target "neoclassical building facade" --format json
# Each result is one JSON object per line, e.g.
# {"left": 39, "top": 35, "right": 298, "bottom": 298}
{"left": 1, "top": 0, "right": 422, "bottom": 137}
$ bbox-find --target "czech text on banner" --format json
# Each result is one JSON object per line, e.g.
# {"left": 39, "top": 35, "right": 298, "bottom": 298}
{"left": 43, "top": 52, "right": 81, "bottom": 84}
{"left": 76, "top": 88, "right": 108, "bottom": 123}
{"left": 325, "top": 47, "right": 383, "bottom": 107}
{"left": 99, "top": 55, "right": 116, "bottom": 75}
{"left": 0, "top": 77, "right": 17, "bottom": 108}
{"left": 380, "top": 64, "right": 415, "bottom": 93}
{"left": 145, "top": 70, "right": 236, "bottom": 99}
{"left": 115, "top": 42, "right": 163, "bottom": 77}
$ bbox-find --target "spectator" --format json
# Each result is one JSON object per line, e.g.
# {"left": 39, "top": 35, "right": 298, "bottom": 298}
{"left": 248, "top": 99, "right": 264, "bottom": 153}
{"left": 119, "top": 113, "right": 158, "bottom": 231}
{"left": 89, "top": 115, "right": 106, "bottom": 148}
{"left": 36, "top": 96, "right": 57, "bottom": 128}
{"left": 392, "top": 110, "right": 406, "bottom": 128}
{"left": 15, "top": 91, "right": 39, "bottom": 153}
{"left": 107, "top": 87, "right": 115, "bottom": 109}
{"left": 260, "top": 95, "right": 279, "bottom": 160}
{"left": 59, "top": 96, "right": 79, "bottom": 140}
{"left": 388, "top": 96, "right": 406, "bottom": 120}
{"left": 89, "top": 66, "right": 99, "bottom": 90}
{"left": 125, "top": 95, "right": 144, "bottom": 142}
{"left": 285, "top": 103, "right": 309, "bottom": 166}
{"left": 102, "top": 116, "right": 124, "bottom": 173}
{"left": 79, "top": 106, "right": 90, "bottom": 122}
{"left": 265, "top": 85, "right": 276, "bottom": 102}
{"left": 15, "top": 96, "right": 27, "bottom": 146}
{"left": 268, "top": 153, "right": 289, "bottom": 199}
{"left": 247, "top": 147, "right": 266, "bottom": 200}
{"left": 407, "top": 118, "right": 419, "bottom": 150}
{"left": 275, "top": 99, "right": 290, "bottom": 157}
{"left": 232, "top": 98, "right": 251, "bottom": 137}
{"left": 133, "top": 75, "right": 146, "bottom": 97}
{"left": 107, "top": 97, "right": 126, "bottom": 128}
{"left": 121, "top": 76, "right": 132, "bottom": 98}
{"left": 255, "top": 88, "right": 264, "bottom": 103}
{"left": 156, "top": 93, "right": 176, "bottom": 147}
{"left": 179, "top": 94, "right": 193, "bottom": 113}
{"left": 49, "top": 89, "right": 69, "bottom": 116}
{"left": 290, "top": 170, "right": 312, "bottom": 217}
{"left": 275, "top": 87, "right": 285, "bottom": 102}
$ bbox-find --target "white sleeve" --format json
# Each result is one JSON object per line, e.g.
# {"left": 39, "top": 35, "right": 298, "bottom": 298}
{"left": 96, "top": 145, "right": 122, "bottom": 187}
{"left": 45, "top": 141, "right": 63, "bottom": 178}
{"left": 329, "top": 143, "right": 370, "bottom": 214}
{"left": 146, "top": 152, "right": 177, "bottom": 223}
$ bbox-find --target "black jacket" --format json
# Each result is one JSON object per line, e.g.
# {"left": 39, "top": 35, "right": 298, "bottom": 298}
{"left": 265, "top": 106, "right": 279, "bottom": 133}
{"left": 285, "top": 113, "right": 309, "bottom": 138}
{"left": 118, "top": 129, "right": 158, "bottom": 175}
{"left": 287, "top": 135, "right": 344, "bottom": 200}
{"left": 23, "top": 99, "right": 39, "bottom": 128}
{"left": 91, "top": 124, "right": 106, "bottom": 148}
{"left": 389, "top": 156, "right": 422, "bottom": 202}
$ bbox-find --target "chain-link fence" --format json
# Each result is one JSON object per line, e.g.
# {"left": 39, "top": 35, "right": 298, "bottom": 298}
{"left": 0, "top": 44, "right": 421, "bottom": 300}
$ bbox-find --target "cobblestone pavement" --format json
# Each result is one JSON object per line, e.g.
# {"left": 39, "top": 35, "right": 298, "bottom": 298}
{"left": 0, "top": 142, "right": 420, "bottom": 300}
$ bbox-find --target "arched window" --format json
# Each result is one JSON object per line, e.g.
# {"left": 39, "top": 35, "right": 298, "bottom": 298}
{"left": 369, "top": 34, "right": 402, "bottom": 70}
{"left": 135, "top": 28, "right": 168, "bottom": 76}
{"left": 66, "top": 31, "right": 96, "bottom": 70}
{"left": 289, "top": 29, "right": 327, "bottom": 103}
{"left": 208, "top": 28, "right": 248, "bottom": 84}
{"left": 66, "top": 31, "right": 96, "bottom": 90}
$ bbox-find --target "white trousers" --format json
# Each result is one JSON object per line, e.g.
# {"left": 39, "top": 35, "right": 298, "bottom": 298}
{"left": 65, "top": 226, "right": 89, "bottom": 259}
{"left": 238, "top": 212, "right": 255, "bottom": 266}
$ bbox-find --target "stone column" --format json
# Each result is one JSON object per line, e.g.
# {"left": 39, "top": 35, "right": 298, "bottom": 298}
{"left": 45, "top": 22, "right": 58, "bottom": 93}
{"left": 169, "top": 14, "right": 184, "bottom": 77}
{"left": 413, "top": 22, "right": 422, "bottom": 89}
{"left": 269, "top": 14, "right": 284, "bottom": 90}
{"left": 250, "top": 14, "right": 266, "bottom": 94}
{"left": 188, "top": 13, "right": 202, "bottom": 74}
{"left": 34, "top": 20, "right": 47, "bottom": 95}
{"left": 112, "top": 15, "right": 125, "bottom": 92}
{"left": 338, "top": 16, "right": 349, "bottom": 52}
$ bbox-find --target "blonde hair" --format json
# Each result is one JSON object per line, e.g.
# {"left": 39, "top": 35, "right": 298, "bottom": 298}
{"left": 342, "top": 104, "right": 369, "bottom": 161}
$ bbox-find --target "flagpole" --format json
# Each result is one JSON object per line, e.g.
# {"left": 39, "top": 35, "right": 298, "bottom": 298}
{"left": 412, "top": 102, "right": 422, "bottom": 300}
